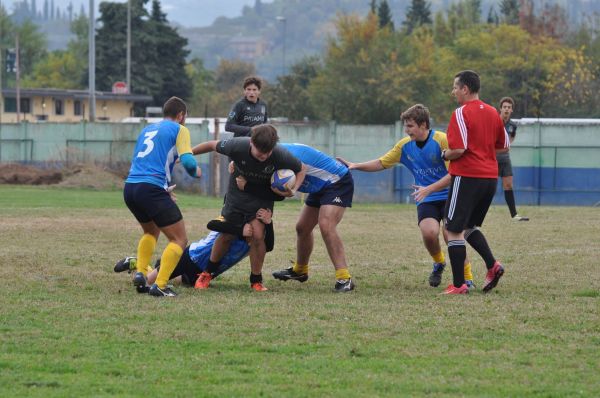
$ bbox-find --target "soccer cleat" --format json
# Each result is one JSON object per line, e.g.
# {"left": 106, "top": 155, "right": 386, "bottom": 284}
{"left": 272, "top": 267, "right": 309, "bottom": 283}
{"left": 250, "top": 282, "right": 268, "bottom": 291}
{"left": 441, "top": 284, "right": 469, "bottom": 294}
{"left": 194, "top": 272, "right": 213, "bottom": 289}
{"left": 148, "top": 283, "right": 177, "bottom": 297}
{"left": 483, "top": 261, "right": 505, "bottom": 293}
{"left": 114, "top": 256, "right": 137, "bottom": 273}
{"left": 428, "top": 262, "right": 445, "bottom": 287}
{"left": 333, "top": 278, "right": 355, "bottom": 292}
{"left": 512, "top": 214, "right": 529, "bottom": 221}
{"left": 465, "top": 279, "right": 476, "bottom": 290}
{"left": 132, "top": 272, "right": 148, "bottom": 293}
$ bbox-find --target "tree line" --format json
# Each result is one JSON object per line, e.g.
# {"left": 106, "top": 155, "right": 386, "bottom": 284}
{"left": 2, "top": 0, "right": 599, "bottom": 123}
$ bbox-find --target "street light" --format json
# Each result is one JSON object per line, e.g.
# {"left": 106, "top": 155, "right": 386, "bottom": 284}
{"left": 276, "top": 16, "right": 286, "bottom": 76}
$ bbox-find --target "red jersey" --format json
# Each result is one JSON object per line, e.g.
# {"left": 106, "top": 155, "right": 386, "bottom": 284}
{"left": 446, "top": 99, "right": 509, "bottom": 178}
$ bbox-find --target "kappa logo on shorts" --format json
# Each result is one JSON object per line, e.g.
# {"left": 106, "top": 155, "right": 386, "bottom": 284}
{"left": 332, "top": 197, "right": 343, "bottom": 204}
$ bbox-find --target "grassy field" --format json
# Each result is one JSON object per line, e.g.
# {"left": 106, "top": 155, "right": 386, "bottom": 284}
{"left": 0, "top": 185, "right": 598, "bottom": 397}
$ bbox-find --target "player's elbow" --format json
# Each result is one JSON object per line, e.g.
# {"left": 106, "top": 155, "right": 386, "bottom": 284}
{"left": 180, "top": 153, "right": 198, "bottom": 177}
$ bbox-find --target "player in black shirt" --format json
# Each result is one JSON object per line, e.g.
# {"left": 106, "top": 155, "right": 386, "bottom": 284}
{"left": 498, "top": 97, "right": 529, "bottom": 221}
{"left": 192, "top": 124, "right": 305, "bottom": 291}
{"left": 225, "top": 76, "right": 268, "bottom": 137}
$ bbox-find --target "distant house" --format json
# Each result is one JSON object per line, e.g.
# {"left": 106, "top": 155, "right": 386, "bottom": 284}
{"left": 0, "top": 88, "right": 152, "bottom": 123}
{"left": 228, "top": 36, "right": 268, "bottom": 62}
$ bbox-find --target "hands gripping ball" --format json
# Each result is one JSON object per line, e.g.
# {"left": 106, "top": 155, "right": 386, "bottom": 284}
{"left": 271, "top": 169, "right": 296, "bottom": 191}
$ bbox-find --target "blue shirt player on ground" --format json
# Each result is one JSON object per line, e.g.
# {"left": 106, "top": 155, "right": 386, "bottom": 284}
{"left": 124, "top": 96, "right": 200, "bottom": 297}
{"left": 239, "top": 143, "right": 356, "bottom": 292}
{"left": 338, "top": 104, "right": 474, "bottom": 289}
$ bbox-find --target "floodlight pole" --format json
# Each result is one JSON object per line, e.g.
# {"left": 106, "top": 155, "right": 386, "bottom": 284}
{"left": 126, "top": 0, "right": 131, "bottom": 93}
{"left": 15, "top": 33, "right": 20, "bottom": 123}
{"left": 88, "top": 0, "right": 96, "bottom": 122}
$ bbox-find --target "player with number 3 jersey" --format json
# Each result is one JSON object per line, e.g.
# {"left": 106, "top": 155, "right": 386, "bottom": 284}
{"left": 123, "top": 96, "right": 200, "bottom": 297}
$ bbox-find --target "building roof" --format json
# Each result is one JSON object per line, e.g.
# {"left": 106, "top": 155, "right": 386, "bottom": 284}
{"left": 1, "top": 88, "right": 152, "bottom": 102}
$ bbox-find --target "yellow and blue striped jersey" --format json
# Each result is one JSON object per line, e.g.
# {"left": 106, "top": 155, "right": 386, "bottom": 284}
{"left": 379, "top": 130, "right": 449, "bottom": 204}
{"left": 126, "top": 120, "right": 192, "bottom": 189}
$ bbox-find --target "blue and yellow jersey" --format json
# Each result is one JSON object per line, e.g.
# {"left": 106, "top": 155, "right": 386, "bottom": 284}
{"left": 126, "top": 120, "right": 193, "bottom": 189}
{"left": 379, "top": 130, "right": 449, "bottom": 205}
{"left": 281, "top": 143, "right": 349, "bottom": 194}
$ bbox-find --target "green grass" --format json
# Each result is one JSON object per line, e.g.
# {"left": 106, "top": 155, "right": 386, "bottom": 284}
{"left": 0, "top": 185, "right": 598, "bottom": 397}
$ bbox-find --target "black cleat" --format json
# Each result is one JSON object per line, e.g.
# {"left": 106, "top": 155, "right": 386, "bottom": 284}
{"left": 272, "top": 267, "right": 309, "bottom": 283}
{"left": 132, "top": 272, "right": 148, "bottom": 293}
{"left": 334, "top": 278, "right": 355, "bottom": 292}
{"left": 428, "top": 262, "right": 445, "bottom": 287}
{"left": 148, "top": 283, "right": 177, "bottom": 297}
{"left": 114, "top": 256, "right": 137, "bottom": 273}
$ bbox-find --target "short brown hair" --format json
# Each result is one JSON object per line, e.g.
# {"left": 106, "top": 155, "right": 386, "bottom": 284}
{"left": 163, "top": 96, "right": 187, "bottom": 118}
{"left": 499, "top": 97, "right": 515, "bottom": 108}
{"left": 251, "top": 124, "right": 279, "bottom": 153}
{"left": 400, "top": 104, "right": 430, "bottom": 129}
{"left": 455, "top": 70, "right": 480, "bottom": 93}
{"left": 243, "top": 76, "right": 262, "bottom": 90}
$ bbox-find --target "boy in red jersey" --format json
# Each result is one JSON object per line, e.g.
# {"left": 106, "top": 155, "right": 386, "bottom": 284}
{"left": 441, "top": 70, "right": 510, "bottom": 294}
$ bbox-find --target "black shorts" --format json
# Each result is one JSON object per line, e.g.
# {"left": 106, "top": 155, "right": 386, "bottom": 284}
{"left": 417, "top": 200, "right": 446, "bottom": 225}
{"left": 124, "top": 182, "right": 182, "bottom": 228}
{"left": 497, "top": 155, "right": 513, "bottom": 177}
{"left": 305, "top": 172, "right": 354, "bottom": 208}
{"left": 167, "top": 247, "right": 198, "bottom": 287}
{"left": 444, "top": 176, "right": 497, "bottom": 233}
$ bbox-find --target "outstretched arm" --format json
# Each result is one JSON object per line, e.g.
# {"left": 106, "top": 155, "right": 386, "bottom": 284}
{"left": 192, "top": 140, "right": 218, "bottom": 155}
{"left": 337, "top": 157, "right": 385, "bottom": 172}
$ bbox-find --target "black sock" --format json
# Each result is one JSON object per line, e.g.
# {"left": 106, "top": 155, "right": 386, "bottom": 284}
{"left": 206, "top": 259, "right": 220, "bottom": 274}
{"left": 250, "top": 273, "right": 263, "bottom": 284}
{"left": 504, "top": 190, "right": 517, "bottom": 217}
{"left": 448, "top": 240, "right": 466, "bottom": 287}
{"left": 465, "top": 229, "right": 496, "bottom": 269}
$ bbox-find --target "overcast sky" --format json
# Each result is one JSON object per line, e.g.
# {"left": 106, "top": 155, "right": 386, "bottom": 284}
{"left": 2, "top": 0, "right": 259, "bottom": 27}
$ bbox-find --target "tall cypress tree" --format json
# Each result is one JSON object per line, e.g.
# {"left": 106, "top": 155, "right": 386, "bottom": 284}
{"left": 403, "top": 0, "right": 432, "bottom": 34}
{"left": 95, "top": 0, "right": 190, "bottom": 106}
{"left": 377, "top": 0, "right": 394, "bottom": 30}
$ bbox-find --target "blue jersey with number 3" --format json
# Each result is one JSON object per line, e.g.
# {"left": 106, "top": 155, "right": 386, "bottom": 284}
{"left": 126, "top": 120, "right": 183, "bottom": 188}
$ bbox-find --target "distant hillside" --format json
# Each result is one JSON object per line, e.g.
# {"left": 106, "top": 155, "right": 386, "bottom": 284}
{"left": 180, "top": 0, "right": 600, "bottom": 80}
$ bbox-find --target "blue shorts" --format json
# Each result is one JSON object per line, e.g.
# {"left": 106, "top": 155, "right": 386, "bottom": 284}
{"left": 305, "top": 172, "right": 354, "bottom": 208}
{"left": 417, "top": 200, "right": 446, "bottom": 225}
{"left": 124, "top": 182, "right": 182, "bottom": 227}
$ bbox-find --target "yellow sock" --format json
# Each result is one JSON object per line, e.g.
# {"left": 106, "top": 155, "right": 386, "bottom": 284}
{"left": 464, "top": 262, "right": 473, "bottom": 281}
{"left": 136, "top": 234, "right": 157, "bottom": 276}
{"left": 335, "top": 268, "right": 351, "bottom": 280}
{"left": 155, "top": 242, "right": 184, "bottom": 289}
{"left": 432, "top": 251, "right": 445, "bottom": 264}
{"left": 292, "top": 262, "right": 309, "bottom": 275}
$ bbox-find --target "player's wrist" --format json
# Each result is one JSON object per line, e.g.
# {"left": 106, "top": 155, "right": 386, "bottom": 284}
{"left": 441, "top": 150, "right": 447, "bottom": 161}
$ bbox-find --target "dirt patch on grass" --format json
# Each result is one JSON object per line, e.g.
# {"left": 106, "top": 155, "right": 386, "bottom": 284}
{"left": 0, "top": 163, "right": 125, "bottom": 190}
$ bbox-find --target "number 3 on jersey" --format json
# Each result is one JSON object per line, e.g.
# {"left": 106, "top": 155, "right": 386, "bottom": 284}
{"left": 137, "top": 130, "right": 158, "bottom": 158}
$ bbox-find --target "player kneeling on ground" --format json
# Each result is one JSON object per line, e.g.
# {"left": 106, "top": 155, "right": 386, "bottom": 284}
{"left": 115, "top": 209, "right": 274, "bottom": 286}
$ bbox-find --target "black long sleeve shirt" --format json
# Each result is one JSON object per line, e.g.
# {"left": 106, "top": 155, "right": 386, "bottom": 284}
{"left": 224, "top": 97, "right": 268, "bottom": 137}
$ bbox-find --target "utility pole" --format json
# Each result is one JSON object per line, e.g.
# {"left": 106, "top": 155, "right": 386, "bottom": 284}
{"left": 276, "top": 16, "right": 286, "bottom": 76}
{"left": 88, "top": 0, "right": 96, "bottom": 121}
{"left": 16, "top": 33, "right": 20, "bottom": 123}
{"left": 126, "top": 0, "right": 131, "bottom": 93}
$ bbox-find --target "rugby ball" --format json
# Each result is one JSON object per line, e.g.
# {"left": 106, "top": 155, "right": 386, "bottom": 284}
{"left": 271, "top": 169, "right": 296, "bottom": 191}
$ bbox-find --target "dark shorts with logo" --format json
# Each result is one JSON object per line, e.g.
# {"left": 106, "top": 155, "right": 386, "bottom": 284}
{"left": 124, "top": 182, "right": 182, "bottom": 227}
{"left": 417, "top": 200, "right": 446, "bottom": 225}
{"left": 305, "top": 172, "right": 354, "bottom": 208}
{"left": 444, "top": 176, "right": 497, "bottom": 233}
{"left": 497, "top": 154, "right": 513, "bottom": 177}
